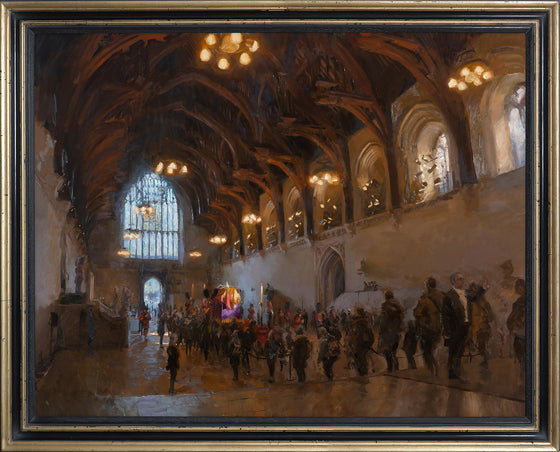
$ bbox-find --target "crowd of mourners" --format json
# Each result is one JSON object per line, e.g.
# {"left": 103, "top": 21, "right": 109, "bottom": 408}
{"left": 137, "top": 275, "right": 526, "bottom": 395}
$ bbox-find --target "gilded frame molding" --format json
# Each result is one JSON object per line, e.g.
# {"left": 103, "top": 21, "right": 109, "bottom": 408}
{"left": 1, "top": 1, "right": 558, "bottom": 451}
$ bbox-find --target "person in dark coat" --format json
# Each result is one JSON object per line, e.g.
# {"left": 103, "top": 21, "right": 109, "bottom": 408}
{"left": 228, "top": 330, "right": 242, "bottom": 381}
{"left": 403, "top": 320, "right": 418, "bottom": 369}
{"left": 86, "top": 305, "right": 95, "bottom": 356}
{"left": 507, "top": 278, "right": 526, "bottom": 374}
{"left": 264, "top": 329, "right": 281, "bottom": 383}
{"left": 241, "top": 321, "right": 257, "bottom": 375}
{"left": 166, "top": 335, "right": 180, "bottom": 394}
{"left": 292, "top": 326, "right": 312, "bottom": 382}
{"left": 442, "top": 272, "right": 470, "bottom": 379}
{"left": 378, "top": 290, "right": 404, "bottom": 372}
{"left": 413, "top": 277, "right": 444, "bottom": 375}
{"left": 467, "top": 279, "right": 495, "bottom": 369}
{"left": 157, "top": 312, "right": 167, "bottom": 348}
{"left": 351, "top": 307, "right": 375, "bottom": 376}
{"left": 317, "top": 327, "right": 340, "bottom": 381}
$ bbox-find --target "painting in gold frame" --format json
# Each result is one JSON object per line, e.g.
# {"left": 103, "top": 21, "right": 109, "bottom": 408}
{"left": 0, "top": 1, "right": 558, "bottom": 451}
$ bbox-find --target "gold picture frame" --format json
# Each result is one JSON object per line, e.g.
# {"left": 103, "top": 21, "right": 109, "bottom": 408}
{"left": 1, "top": 1, "right": 558, "bottom": 450}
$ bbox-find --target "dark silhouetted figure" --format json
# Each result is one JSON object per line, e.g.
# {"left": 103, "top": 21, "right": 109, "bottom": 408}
{"left": 442, "top": 272, "right": 470, "bottom": 380}
{"left": 264, "top": 329, "right": 280, "bottom": 382}
{"left": 318, "top": 327, "right": 340, "bottom": 381}
{"left": 166, "top": 336, "right": 180, "bottom": 394}
{"left": 467, "top": 280, "right": 494, "bottom": 369}
{"left": 413, "top": 277, "right": 443, "bottom": 375}
{"left": 378, "top": 290, "right": 404, "bottom": 372}
{"left": 351, "top": 307, "right": 375, "bottom": 376}
{"left": 292, "top": 326, "right": 312, "bottom": 382}
{"left": 86, "top": 305, "right": 95, "bottom": 356}
{"left": 228, "top": 330, "right": 242, "bottom": 381}
{"left": 507, "top": 278, "right": 526, "bottom": 375}
{"left": 403, "top": 320, "right": 418, "bottom": 370}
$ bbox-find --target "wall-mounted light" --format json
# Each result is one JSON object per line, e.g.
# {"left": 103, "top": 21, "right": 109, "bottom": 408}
{"left": 189, "top": 250, "right": 203, "bottom": 258}
{"left": 123, "top": 230, "right": 141, "bottom": 240}
{"left": 117, "top": 249, "right": 131, "bottom": 258}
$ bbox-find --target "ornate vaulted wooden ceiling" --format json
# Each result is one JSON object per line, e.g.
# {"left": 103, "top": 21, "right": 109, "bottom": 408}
{"left": 34, "top": 31, "right": 473, "bottom": 244}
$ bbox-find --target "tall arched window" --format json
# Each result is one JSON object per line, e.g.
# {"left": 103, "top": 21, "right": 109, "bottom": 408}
{"left": 506, "top": 85, "right": 526, "bottom": 169}
{"left": 122, "top": 173, "right": 181, "bottom": 260}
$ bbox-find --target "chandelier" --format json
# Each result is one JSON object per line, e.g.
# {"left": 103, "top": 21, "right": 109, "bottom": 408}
{"left": 117, "top": 249, "right": 131, "bottom": 258}
{"left": 200, "top": 33, "right": 259, "bottom": 70}
{"left": 123, "top": 230, "right": 141, "bottom": 240}
{"left": 135, "top": 203, "right": 153, "bottom": 218}
{"left": 242, "top": 213, "right": 262, "bottom": 225}
{"left": 448, "top": 63, "right": 494, "bottom": 92}
{"left": 155, "top": 160, "right": 188, "bottom": 176}
{"left": 209, "top": 235, "right": 227, "bottom": 245}
{"left": 309, "top": 171, "right": 340, "bottom": 186}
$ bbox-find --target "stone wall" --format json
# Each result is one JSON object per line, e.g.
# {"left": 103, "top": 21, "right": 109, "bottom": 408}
{"left": 222, "top": 168, "right": 525, "bottom": 324}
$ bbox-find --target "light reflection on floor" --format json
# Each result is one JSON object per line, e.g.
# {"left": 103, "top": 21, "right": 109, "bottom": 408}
{"left": 35, "top": 324, "right": 525, "bottom": 418}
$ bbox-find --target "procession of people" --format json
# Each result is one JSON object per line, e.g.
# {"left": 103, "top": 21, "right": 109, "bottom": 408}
{"left": 131, "top": 272, "right": 527, "bottom": 394}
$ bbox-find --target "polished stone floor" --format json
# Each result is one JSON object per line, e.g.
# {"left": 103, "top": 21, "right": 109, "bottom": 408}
{"left": 35, "top": 320, "right": 525, "bottom": 418}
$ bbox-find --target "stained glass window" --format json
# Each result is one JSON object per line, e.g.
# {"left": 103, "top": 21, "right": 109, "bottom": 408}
{"left": 122, "top": 173, "right": 180, "bottom": 260}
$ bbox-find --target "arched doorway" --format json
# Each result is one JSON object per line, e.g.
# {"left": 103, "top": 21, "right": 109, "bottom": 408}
{"left": 143, "top": 277, "right": 163, "bottom": 313}
{"left": 320, "top": 250, "right": 345, "bottom": 309}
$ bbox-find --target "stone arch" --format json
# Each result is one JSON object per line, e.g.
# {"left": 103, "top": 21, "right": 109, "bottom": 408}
{"left": 317, "top": 247, "right": 345, "bottom": 310}
{"left": 397, "top": 102, "right": 459, "bottom": 205}
{"left": 262, "top": 198, "right": 279, "bottom": 249}
{"left": 285, "top": 185, "right": 305, "bottom": 241}
{"left": 479, "top": 72, "right": 526, "bottom": 177}
{"left": 312, "top": 176, "right": 344, "bottom": 232}
{"left": 354, "top": 142, "right": 390, "bottom": 218}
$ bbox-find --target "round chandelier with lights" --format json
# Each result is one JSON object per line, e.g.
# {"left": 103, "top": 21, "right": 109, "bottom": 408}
{"left": 209, "top": 235, "right": 227, "bottom": 245}
{"left": 117, "top": 249, "right": 131, "bottom": 258}
{"left": 242, "top": 213, "right": 262, "bottom": 225}
{"left": 309, "top": 171, "right": 340, "bottom": 186}
{"left": 200, "top": 33, "right": 259, "bottom": 70}
{"left": 448, "top": 63, "right": 494, "bottom": 92}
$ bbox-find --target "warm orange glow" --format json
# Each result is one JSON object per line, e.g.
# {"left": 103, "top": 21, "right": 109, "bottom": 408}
{"left": 218, "top": 58, "right": 230, "bottom": 70}
{"left": 200, "top": 48, "right": 211, "bottom": 62}
{"left": 205, "top": 34, "right": 217, "bottom": 46}
{"left": 239, "top": 52, "right": 251, "bottom": 65}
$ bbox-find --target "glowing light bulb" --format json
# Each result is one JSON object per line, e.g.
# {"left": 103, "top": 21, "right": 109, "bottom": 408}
{"left": 239, "top": 52, "right": 251, "bottom": 65}
{"left": 218, "top": 58, "right": 229, "bottom": 70}
{"left": 474, "top": 65, "right": 484, "bottom": 75}
{"left": 180, "top": 165, "right": 188, "bottom": 174}
{"left": 200, "top": 48, "right": 211, "bottom": 62}
{"left": 457, "top": 81, "right": 468, "bottom": 91}
{"left": 473, "top": 77, "right": 482, "bottom": 86}
{"left": 460, "top": 67, "right": 470, "bottom": 77}
{"left": 155, "top": 162, "right": 164, "bottom": 173}
{"left": 310, "top": 175, "right": 318, "bottom": 184}
{"left": 205, "top": 34, "right": 217, "bottom": 46}
{"left": 249, "top": 40, "right": 259, "bottom": 52}
{"left": 167, "top": 162, "right": 177, "bottom": 174}
{"left": 482, "top": 70, "right": 494, "bottom": 80}
{"left": 448, "top": 78, "right": 458, "bottom": 89}
{"left": 230, "top": 33, "right": 242, "bottom": 44}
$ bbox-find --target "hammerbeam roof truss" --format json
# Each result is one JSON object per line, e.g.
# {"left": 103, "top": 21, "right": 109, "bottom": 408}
{"left": 34, "top": 31, "right": 473, "bottom": 240}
